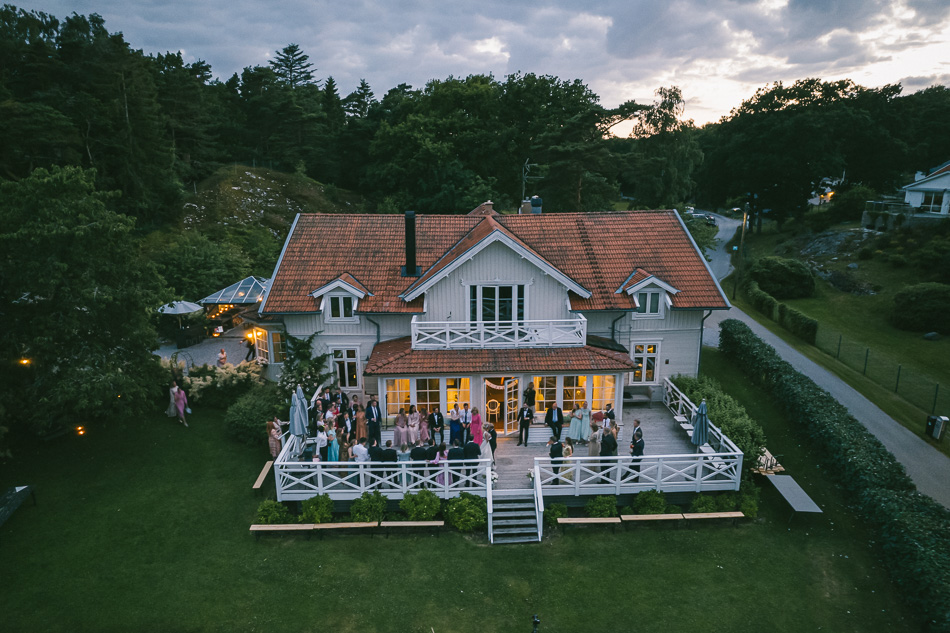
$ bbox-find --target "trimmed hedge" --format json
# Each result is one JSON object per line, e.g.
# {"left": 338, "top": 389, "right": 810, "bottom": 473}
{"left": 749, "top": 256, "right": 815, "bottom": 299}
{"left": 889, "top": 282, "right": 950, "bottom": 334}
{"left": 745, "top": 280, "right": 778, "bottom": 319}
{"left": 719, "top": 319, "right": 950, "bottom": 632}
{"left": 776, "top": 303, "right": 819, "bottom": 345}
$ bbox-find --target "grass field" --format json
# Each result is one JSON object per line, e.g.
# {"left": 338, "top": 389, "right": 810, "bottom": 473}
{"left": 0, "top": 353, "right": 920, "bottom": 632}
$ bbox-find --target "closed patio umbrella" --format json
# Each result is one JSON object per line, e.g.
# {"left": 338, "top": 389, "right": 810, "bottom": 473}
{"left": 690, "top": 399, "right": 710, "bottom": 451}
{"left": 289, "top": 391, "right": 308, "bottom": 438}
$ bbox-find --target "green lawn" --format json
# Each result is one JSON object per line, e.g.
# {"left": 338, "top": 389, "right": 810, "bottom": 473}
{"left": 0, "top": 365, "right": 920, "bottom": 632}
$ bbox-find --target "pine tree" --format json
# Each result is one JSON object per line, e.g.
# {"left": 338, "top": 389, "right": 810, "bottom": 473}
{"left": 269, "top": 43, "right": 315, "bottom": 90}
{"left": 343, "top": 79, "right": 376, "bottom": 118}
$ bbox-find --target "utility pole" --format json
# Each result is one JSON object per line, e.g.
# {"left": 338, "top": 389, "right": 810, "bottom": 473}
{"left": 733, "top": 209, "right": 748, "bottom": 300}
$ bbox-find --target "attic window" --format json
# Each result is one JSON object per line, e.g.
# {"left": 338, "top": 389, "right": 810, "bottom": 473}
{"left": 326, "top": 295, "right": 358, "bottom": 322}
{"left": 633, "top": 291, "right": 663, "bottom": 318}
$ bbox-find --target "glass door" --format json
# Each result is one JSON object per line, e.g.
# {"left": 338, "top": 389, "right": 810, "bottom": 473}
{"left": 504, "top": 378, "right": 520, "bottom": 436}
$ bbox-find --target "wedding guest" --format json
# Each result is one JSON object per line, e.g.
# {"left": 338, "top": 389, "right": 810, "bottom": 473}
{"left": 327, "top": 426, "right": 339, "bottom": 461}
{"left": 407, "top": 405, "right": 421, "bottom": 445}
{"left": 353, "top": 437, "right": 369, "bottom": 462}
{"left": 171, "top": 381, "right": 189, "bottom": 427}
{"left": 448, "top": 403, "right": 462, "bottom": 445}
{"left": 470, "top": 407, "right": 483, "bottom": 446}
{"left": 460, "top": 403, "right": 472, "bottom": 445}
{"left": 562, "top": 442, "right": 575, "bottom": 483}
{"left": 418, "top": 406, "right": 430, "bottom": 443}
{"left": 394, "top": 407, "right": 409, "bottom": 447}
{"left": 431, "top": 442, "right": 449, "bottom": 486}
{"left": 354, "top": 404, "right": 368, "bottom": 442}
{"left": 315, "top": 425, "right": 329, "bottom": 461}
{"left": 428, "top": 406, "right": 445, "bottom": 445}
{"left": 217, "top": 348, "right": 228, "bottom": 367}
{"left": 267, "top": 416, "right": 287, "bottom": 458}
{"left": 481, "top": 428, "right": 494, "bottom": 464}
{"left": 368, "top": 438, "right": 384, "bottom": 462}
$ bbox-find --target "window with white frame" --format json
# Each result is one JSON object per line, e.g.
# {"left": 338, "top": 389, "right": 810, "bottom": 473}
{"left": 469, "top": 285, "right": 525, "bottom": 324}
{"left": 562, "top": 375, "right": 587, "bottom": 410}
{"left": 533, "top": 376, "right": 557, "bottom": 412}
{"left": 446, "top": 378, "right": 470, "bottom": 408}
{"left": 326, "top": 295, "right": 358, "bottom": 322}
{"left": 271, "top": 332, "right": 287, "bottom": 363}
{"left": 591, "top": 375, "right": 617, "bottom": 410}
{"left": 385, "top": 379, "right": 410, "bottom": 418}
{"left": 415, "top": 378, "right": 440, "bottom": 414}
{"left": 332, "top": 348, "right": 360, "bottom": 388}
{"left": 922, "top": 191, "right": 945, "bottom": 213}
{"left": 254, "top": 329, "right": 269, "bottom": 363}
{"left": 634, "top": 291, "right": 662, "bottom": 317}
{"left": 630, "top": 343, "right": 659, "bottom": 383}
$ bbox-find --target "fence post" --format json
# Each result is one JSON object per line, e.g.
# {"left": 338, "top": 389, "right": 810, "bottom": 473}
{"left": 934, "top": 384, "right": 940, "bottom": 415}
{"left": 836, "top": 334, "right": 842, "bottom": 360}
{"left": 895, "top": 365, "right": 902, "bottom": 393}
{"left": 863, "top": 348, "right": 869, "bottom": 375}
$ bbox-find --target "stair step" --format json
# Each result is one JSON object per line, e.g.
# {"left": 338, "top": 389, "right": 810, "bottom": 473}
{"left": 493, "top": 518, "right": 537, "bottom": 526}
{"left": 492, "top": 526, "right": 538, "bottom": 535}
{"left": 493, "top": 510, "right": 536, "bottom": 519}
{"left": 492, "top": 502, "right": 534, "bottom": 510}
{"left": 493, "top": 535, "right": 541, "bottom": 544}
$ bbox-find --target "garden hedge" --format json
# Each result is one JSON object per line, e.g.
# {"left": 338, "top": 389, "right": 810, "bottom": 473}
{"left": 749, "top": 256, "right": 815, "bottom": 299}
{"left": 776, "top": 303, "right": 818, "bottom": 345}
{"left": 718, "top": 318, "right": 950, "bottom": 632}
{"left": 745, "top": 280, "right": 778, "bottom": 319}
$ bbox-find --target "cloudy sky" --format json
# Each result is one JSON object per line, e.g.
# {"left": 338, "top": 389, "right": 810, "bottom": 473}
{"left": 19, "top": 0, "right": 950, "bottom": 128}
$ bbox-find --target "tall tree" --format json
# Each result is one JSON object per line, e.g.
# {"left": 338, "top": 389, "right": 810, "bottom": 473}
{"left": 0, "top": 167, "right": 168, "bottom": 432}
{"left": 269, "top": 43, "right": 315, "bottom": 90}
{"left": 343, "top": 78, "right": 375, "bottom": 118}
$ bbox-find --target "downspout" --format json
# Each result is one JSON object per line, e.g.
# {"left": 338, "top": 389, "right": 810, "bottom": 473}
{"left": 697, "top": 310, "right": 712, "bottom": 375}
{"left": 366, "top": 316, "right": 381, "bottom": 345}
{"left": 610, "top": 313, "right": 625, "bottom": 345}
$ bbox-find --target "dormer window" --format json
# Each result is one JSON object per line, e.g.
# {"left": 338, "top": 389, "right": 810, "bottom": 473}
{"left": 634, "top": 291, "right": 663, "bottom": 318}
{"left": 325, "top": 294, "right": 359, "bottom": 322}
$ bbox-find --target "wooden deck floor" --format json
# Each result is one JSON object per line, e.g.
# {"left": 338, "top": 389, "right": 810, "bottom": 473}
{"left": 491, "top": 405, "right": 694, "bottom": 490}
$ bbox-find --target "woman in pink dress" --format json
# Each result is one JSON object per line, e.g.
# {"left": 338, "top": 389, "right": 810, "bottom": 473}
{"left": 407, "top": 405, "right": 421, "bottom": 445}
{"left": 418, "top": 406, "right": 430, "bottom": 443}
{"left": 471, "top": 407, "right": 483, "bottom": 445}
{"left": 432, "top": 442, "right": 448, "bottom": 486}
{"left": 171, "top": 382, "right": 189, "bottom": 427}
{"left": 394, "top": 407, "right": 409, "bottom": 447}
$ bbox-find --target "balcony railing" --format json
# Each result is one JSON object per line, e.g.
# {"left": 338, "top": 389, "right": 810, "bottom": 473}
{"left": 411, "top": 314, "right": 587, "bottom": 349}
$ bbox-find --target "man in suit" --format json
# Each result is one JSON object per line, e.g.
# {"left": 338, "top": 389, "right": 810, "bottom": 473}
{"left": 459, "top": 403, "right": 472, "bottom": 445}
{"left": 516, "top": 404, "right": 533, "bottom": 446}
{"left": 365, "top": 398, "right": 382, "bottom": 446}
{"left": 319, "top": 387, "right": 333, "bottom": 413}
{"left": 486, "top": 425, "right": 497, "bottom": 457}
{"left": 601, "top": 429, "right": 618, "bottom": 457}
{"left": 544, "top": 404, "right": 564, "bottom": 440}
{"left": 630, "top": 429, "right": 644, "bottom": 481}
{"left": 462, "top": 439, "right": 481, "bottom": 487}
{"left": 602, "top": 403, "right": 616, "bottom": 432}
{"left": 428, "top": 406, "right": 445, "bottom": 445}
{"left": 447, "top": 440, "right": 465, "bottom": 485}
{"left": 523, "top": 383, "right": 536, "bottom": 416}
{"left": 547, "top": 436, "right": 564, "bottom": 484}
{"left": 367, "top": 438, "right": 383, "bottom": 462}
{"left": 380, "top": 439, "right": 399, "bottom": 489}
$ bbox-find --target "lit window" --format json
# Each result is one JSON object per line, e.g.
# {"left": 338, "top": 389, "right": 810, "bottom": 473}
{"left": 385, "top": 379, "right": 410, "bottom": 418}
{"left": 630, "top": 344, "right": 658, "bottom": 383}
{"left": 446, "top": 378, "right": 470, "bottom": 408}
{"left": 332, "top": 348, "right": 360, "bottom": 388}
{"left": 415, "top": 378, "right": 440, "bottom": 414}
{"left": 533, "top": 376, "right": 557, "bottom": 412}
{"left": 562, "top": 375, "right": 587, "bottom": 411}
{"left": 591, "top": 375, "right": 616, "bottom": 410}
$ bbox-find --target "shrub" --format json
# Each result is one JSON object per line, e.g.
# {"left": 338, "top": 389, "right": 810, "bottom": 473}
{"left": 889, "top": 254, "right": 908, "bottom": 267}
{"left": 256, "top": 500, "right": 292, "bottom": 524}
{"left": 182, "top": 361, "right": 266, "bottom": 408}
{"left": 399, "top": 489, "right": 442, "bottom": 521}
{"left": 225, "top": 383, "right": 284, "bottom": 446}
{"left": 543, "top": 503, "right": 568, "bottom": 531}
{"left": 301, "top": 494, "right": 334, "bottom": 524}
{"left": 350, "top": 490, "right": 388, "bottom": 523}
{"left": 718, "top": 319, "right": 950, "bottom": 628}
{"left": 739, "top": 487, "right": 760, "bottom": 518}
{"left": 633, "top": 490, "right": 668, "bottom": 514}
{"left": 889, "top": 282, "right": 950, "bottom": 334}
{"left": 714, "top": 492, "right": 738, "bottom": 512}
{"left": 857, "top": 247, "right": 874, "bottom": 260}
{"left": 745, "top": 280, "right": 778, "bottom": 319}
{"left": 689, "top": 494, "right": 718, "bottom": 513}
{"left": 585, "top": 495, "right": 618, "bottom": 518}
{"left": 443, "top": 492, "right": 487, "bottom": 532}
{"left": 749, "top": 256, "right": 815, "bottom": 299}
{"left": 777, "top": 303, "right": 819, "bottom": 345}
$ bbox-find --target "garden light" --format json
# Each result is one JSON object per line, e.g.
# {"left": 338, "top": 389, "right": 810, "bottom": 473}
{"left": 19, "top": 358, "right": 31, "bottom": 365}
{"left": 76, "top": 426, "right": 86, "bottom": 436}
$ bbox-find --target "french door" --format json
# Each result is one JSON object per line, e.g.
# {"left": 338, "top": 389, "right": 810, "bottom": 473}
{"left": 504, "top": 378, "right": 520, "bottom": 436}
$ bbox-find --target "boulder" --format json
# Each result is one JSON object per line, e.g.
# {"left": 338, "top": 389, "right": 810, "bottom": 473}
{"left": 847, "top": 263, "right": 859, "bottom": 270}
{"left": 924, "top": 332, "right": 941, "bottom": 341}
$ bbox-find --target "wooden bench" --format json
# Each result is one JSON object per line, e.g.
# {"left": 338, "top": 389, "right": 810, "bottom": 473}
{"left": 621, "top": 513, "right": 685, "bottom": 526}
{"left": 557, "top": 517, "right": 622, "bottom": 533}
{"left": 250, "top": 523, "right": 315, "bottom": 540}
{"left": 312, "top": 521, "right": 378, "bottom": 539}
{"left": 380, "top": 520, "right": 444, "bottom": 537}
{"left": 252, "top": 461, "right": 274, "bottom": 492}
{"left": 682, "top": 511, "right": 745, "bottom": 526}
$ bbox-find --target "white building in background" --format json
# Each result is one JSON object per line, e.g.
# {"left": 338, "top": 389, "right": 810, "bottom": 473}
{"left": 903, "top": 161, "right": 950, "bottom": 215}
{"left": 248, "top": 202, "right": 730, "bottom": 436}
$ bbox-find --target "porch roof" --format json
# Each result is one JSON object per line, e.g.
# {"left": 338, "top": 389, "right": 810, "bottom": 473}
{"left": 364, "top": 336, "right": 637, "bottom": 375}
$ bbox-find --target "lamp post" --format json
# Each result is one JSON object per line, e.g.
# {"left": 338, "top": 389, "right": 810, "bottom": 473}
{"left": 732, "top": 210, "right": 748, "bottom": 301}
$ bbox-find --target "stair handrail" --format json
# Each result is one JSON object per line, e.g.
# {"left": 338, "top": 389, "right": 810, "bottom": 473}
{"left": 486, "top": 463, "right": 494, "bottom": 544}
{"left": 533, "top": 462, "right": 544, "bottom": 541}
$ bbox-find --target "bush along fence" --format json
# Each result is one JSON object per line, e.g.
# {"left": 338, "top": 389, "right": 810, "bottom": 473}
{"left": 718, "top": 318, "right": 950, "bottom": 633}
{"left": 743, "top": 282, "right": 947, "bottom": 417}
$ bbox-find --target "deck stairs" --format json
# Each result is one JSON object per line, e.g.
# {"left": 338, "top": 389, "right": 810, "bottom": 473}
{"left": 489, "top": 489, "right": 541, "bottom": 544}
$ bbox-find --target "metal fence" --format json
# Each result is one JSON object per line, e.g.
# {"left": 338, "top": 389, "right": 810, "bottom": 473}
{"left": 814, "top": 327, "right": 948, "bottom": 416}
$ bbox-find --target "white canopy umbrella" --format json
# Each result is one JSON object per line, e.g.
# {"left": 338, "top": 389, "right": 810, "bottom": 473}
{"left": 157, "top": 301, "right": 204, "bottom": 328}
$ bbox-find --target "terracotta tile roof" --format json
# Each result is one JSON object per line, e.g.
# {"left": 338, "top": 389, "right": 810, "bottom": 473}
{"left": 364, "top": 337, "right": 637, "bottom": 375}
{"left": 262, "top": 209, "right": 728, "bottom": 314}
{"left": 310, "top": 272, "right": 372, "bottom": 299}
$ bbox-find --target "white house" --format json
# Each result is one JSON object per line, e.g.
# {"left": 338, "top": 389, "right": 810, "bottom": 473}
{"left": 250, "top": 202, "right": 730, "bottom": 435}
{"left": 903, "top": 161, "right": 950, "bottom": 215}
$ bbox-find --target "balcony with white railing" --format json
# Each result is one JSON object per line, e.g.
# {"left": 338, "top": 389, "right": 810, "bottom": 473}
{"left": 411, "top": 314, "right": 587, "bottom": 350}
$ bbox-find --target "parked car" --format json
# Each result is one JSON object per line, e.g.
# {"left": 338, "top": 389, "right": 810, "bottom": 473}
{"left": 704, "top": 214, "right": 717, "bottom": 226}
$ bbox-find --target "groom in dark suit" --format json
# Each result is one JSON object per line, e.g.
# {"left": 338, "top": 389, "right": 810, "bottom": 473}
{"left": 545, "top": 404, "right": 564, "bottom": 440}
{"left": 366, "top": 398, "right": 382, "bottom": 446}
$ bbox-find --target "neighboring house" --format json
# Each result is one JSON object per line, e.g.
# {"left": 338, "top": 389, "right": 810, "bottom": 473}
{"left": 251, "top": 202, "right": 729, "bottom": 433}
{"left": 903, "top": 160, "right": 950, "bottom": 215}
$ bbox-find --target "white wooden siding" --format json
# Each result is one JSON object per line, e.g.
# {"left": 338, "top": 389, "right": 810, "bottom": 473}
{"left": 421, "top": 242, "right": 571, "bottom": 323}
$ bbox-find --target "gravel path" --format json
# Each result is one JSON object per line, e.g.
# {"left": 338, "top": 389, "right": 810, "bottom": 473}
{"left": 700, "top": 211, "right": 950, "bottom": 508}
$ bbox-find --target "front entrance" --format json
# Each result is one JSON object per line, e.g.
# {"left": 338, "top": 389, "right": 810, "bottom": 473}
{"left": 484, "top": 377, "right": 519, "bottom": 435}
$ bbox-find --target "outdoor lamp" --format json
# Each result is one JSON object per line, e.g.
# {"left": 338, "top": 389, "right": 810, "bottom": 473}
{"left": 76, "top": 426, "right": 85, "bottom": 436}
{"left": 19, "top": 358, "right": 30, "bottom": 365}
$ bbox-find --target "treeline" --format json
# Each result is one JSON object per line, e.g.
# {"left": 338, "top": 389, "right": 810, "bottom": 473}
{"left": 3, "top": 6, "right": 950, "bottom": 224}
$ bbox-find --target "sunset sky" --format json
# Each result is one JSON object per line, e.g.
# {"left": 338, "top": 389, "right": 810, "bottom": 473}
{"left": 19, "top": 0, "right": 950, "bottom": 129}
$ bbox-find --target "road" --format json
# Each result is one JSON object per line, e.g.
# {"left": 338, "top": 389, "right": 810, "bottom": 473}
{"left": 698, "top": 211, "right": 950, "bottom": 508}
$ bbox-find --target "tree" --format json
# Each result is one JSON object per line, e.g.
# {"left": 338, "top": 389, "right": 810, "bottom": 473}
{"left": 276, "top": 333, "right": 334, "bottom": 402}
{"left": 0, "top": 167, "right": 168, "bottom": 432}
{"left": 152, "top": 230, "right": 251, "bottom": 300}
{"left": 269, "top": 43, "right": 315, "bottom": 90}
{"left": 343, "top": 79, "right": 375, "bottom": 118}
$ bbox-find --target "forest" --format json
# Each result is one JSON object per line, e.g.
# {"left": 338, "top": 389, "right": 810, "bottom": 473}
{"left": 2, "top": 4, "right": 950, "bottom": 437}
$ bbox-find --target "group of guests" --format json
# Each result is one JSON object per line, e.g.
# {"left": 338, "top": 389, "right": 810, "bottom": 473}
{"left": 545, "top": 417, "right": 646, "bottom": 482}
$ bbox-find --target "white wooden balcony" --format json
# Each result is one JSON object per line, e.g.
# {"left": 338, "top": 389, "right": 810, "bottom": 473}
{"left": 410, "top": 314, "right": 587, "bottom": 349}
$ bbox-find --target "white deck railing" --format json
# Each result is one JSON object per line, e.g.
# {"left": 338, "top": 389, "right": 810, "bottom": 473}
{"left": 274, "top": 436, "right": 492, "bottom": 501}
{"left": 663, "top": 378, "right": 742, "bottom": 455}
{"left": 533, "top": 463, "right": 544, "bottom": 541}
{"left": 411, "top": 314, "right": 587, "bottom": 349}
